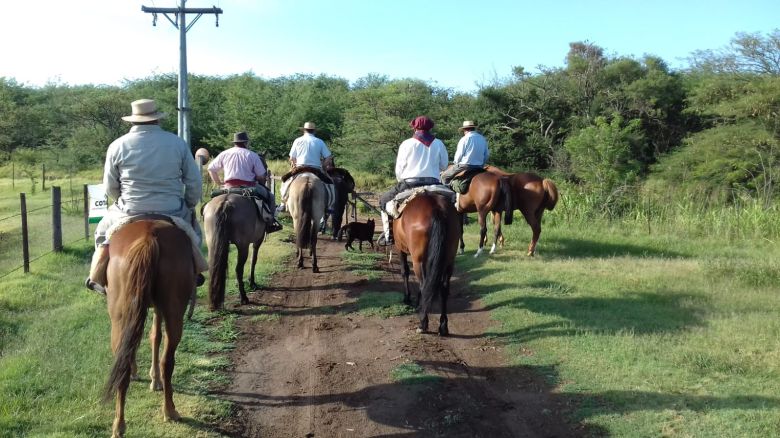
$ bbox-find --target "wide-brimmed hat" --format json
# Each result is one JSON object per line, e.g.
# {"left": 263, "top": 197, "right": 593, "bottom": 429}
{"left": 121, "top": 99, "right": 166, "bottom": 123}
{"left": 300, "top": 122, "right": 316, "bottom": 130}
{"left": 233, "top": 131, "right": 249, "bottom": 143}
{"left": 459, "top": 120, "right": 478, "bottom": 130}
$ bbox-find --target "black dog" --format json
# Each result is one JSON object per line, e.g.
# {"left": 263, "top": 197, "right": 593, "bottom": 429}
{"left": 338, "top": 219, "right": 375, "bottom": 251}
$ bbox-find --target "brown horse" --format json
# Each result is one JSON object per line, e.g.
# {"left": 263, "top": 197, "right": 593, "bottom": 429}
{"left": 486, "top": 166, "right": 559, "bottom": 256}
{"left": 453, "top": 169, "right": 513, "bottom": 257}
{"left": 203, "top": 194, "right": 267, "bottom": 310}
{"left": 393, "top": 193, "right": 461, "bottom": 335}
{"left": 102, "top": 218, "right": 194, "bottom": 438}
{"left": 287, "top": 173, "right": 326, "bottom": 272}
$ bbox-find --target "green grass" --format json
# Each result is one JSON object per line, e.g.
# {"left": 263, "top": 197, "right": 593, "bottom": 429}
{"left": 341, "top": 250, "right": 383, "bottom": 281}
{"left": 0, "top": 200, "right": 293, "bottom": 437}
{"left": 248, "top": 306, "right": 282, "bottom": 323}
{"left": 354, "top": 291, "right": 413, "bottom": 318}
{"left": 459, "top": 212, "right": 780, "bottom": 436}
{"left": 390, "top": 362, "right": 444, "bottom": 386}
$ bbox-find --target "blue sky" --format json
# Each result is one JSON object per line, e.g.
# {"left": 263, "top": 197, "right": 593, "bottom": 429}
{"left": 2, "top": 0, "right": 777, "bottom": 92}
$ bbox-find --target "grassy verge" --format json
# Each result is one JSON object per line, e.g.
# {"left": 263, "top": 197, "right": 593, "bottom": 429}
{"left": 458, "top": 213, "right": 780, "bottom": 436}
{"left": 354, "top": 292, "right": 413, "bottom": 318}
{"left": 341, "top": 250, "right": 384, "bottom": 281}
{"left": 0, "top": 219, "right": 292, "bottom": 437}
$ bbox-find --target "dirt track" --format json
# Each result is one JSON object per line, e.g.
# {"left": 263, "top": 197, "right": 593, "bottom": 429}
{"left": 215, "top": 236, "right": 585, "bottom": 437}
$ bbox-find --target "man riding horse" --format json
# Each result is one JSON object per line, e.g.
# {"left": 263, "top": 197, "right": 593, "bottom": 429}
{"left": 378, "top": 116, "right": 449, "bottom": 246}
{"left": 440, "top": 120, "right": 489, "bottom": 186}
{"left": 278, "top": 121, "right": 335, "bottom": 212}
{"left": 85, "top": 98, "right": 208, "bottom": 294}
{"left": 207, "top": 131, "right": 283, "bottom": 233}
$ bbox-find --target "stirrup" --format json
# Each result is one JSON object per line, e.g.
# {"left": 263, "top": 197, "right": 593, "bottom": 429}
{"left": 196, "top": 273, "right": 205, "bottom": 287}
{"left": 85, "top": 277, "right": 107, "bottom": 296}
{"left": 266, "top": 220, "right": 283, "bottom": 233}
{"left": 377, "top": 235, "right": 394, "bottom": 246}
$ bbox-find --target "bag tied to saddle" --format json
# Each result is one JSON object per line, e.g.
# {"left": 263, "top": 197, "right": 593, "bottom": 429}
{"left": 449, "top": 167, "right": 486, "bottom": 194}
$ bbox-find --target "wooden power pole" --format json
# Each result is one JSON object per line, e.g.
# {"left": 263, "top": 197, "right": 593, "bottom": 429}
{"left": 141, "top": 1, "right": 223, "bottom": 147}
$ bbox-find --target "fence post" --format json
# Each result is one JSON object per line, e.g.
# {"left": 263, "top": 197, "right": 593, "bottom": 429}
{"left": 83, "top": 184, "right": 89, "bottom": 239}
{"left": 20, "top": 193, "right": 30, "bottom": 273}
{"left": 52, "top": 186, "right": 62, "bottom": 252}
{"left": 42, "top": 163, "right": 46, "bottom": 191}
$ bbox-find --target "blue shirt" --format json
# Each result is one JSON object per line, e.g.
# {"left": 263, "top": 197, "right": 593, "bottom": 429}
{"left": 453, "top": 131, "right": 489, "bottom": 166}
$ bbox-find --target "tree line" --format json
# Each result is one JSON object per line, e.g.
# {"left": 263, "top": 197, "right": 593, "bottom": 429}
{"left": 1, "top": 29, "right": 778, "bottom": 213}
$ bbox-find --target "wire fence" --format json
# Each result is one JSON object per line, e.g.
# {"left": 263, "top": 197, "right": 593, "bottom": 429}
{"left": 0, "top": 186, "right": 91, "bottom": 279}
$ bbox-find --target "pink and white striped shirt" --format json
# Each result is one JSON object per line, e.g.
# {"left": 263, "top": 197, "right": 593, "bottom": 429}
{"left": 208, "top": 146, "right": 266, "bottom": 184}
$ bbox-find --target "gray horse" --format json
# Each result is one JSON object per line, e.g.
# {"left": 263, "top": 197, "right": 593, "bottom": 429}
{"left": 287, "top": 173, "right": 326, "bottom": 273}
{"left": 203, "top": 194, "right": 267, "bottom": 310}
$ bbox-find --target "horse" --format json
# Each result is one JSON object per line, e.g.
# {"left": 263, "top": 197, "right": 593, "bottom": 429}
{"left": 451, "top": 168, "right": 513, "bottom": 257}
{"left": 287, "top": 173, "right": 326, "bottom": 272}
{"left": 319, "top": 166, "right": 355, "bottom": 239}
{"left": 102, "top": 218, "right": 195, "bottom": 438}
{"left": 485, "top": 166, "right": 559, "bottom": 256}
{"left": 393, "top": 193, "right": 461, "bottom": 335}
{"left": 202, "top": 194, "right": 267, "bottom": 310}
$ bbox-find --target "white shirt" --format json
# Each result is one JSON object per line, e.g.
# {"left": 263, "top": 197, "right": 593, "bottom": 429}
{"left": 208, "top": 146, "right": 266, "bottom": 183}
{"left": 454, "top": 131, "right": 489, "bottom": 165}
{"left": 395, "top": 138, "right": 449, "bottom": 181}
{"left": 289, "top": 132, "right": 332, "bottom": 169}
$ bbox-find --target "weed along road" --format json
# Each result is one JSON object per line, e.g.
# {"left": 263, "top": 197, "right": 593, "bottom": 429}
{"left": 214, "top": 236, "right": 583, "bottom": 437}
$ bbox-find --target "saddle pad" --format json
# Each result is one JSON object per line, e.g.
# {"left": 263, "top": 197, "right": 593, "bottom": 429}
{"left": 385, "top": 185, "right": 456, "bottom": 219}
{"left": 105, "top": 213, "right": 200, "bottom": 247}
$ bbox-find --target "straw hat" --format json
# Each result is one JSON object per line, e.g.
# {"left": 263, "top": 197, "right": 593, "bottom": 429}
{"left": 300, "top": 122, "right": 316, "bottom": 130}
{"left": 121, "top": 99, "right": 166, "bottom": 123}
{"left": 459, "top": 120, "right": 478, "bottom": 130}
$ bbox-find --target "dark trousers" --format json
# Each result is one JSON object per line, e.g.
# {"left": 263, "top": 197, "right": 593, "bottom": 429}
{"left": 441, "top": 164, "right": 483, "bottom": 184}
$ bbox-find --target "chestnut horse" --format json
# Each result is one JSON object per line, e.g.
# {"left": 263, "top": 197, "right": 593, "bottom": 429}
{"left": 103, "top": 218, "right": 195, "bottom": 438}
{"left": 203, "top": 194, "right": 267, "bottom": 310}
{"left": 453, "top": 169, "right": 513, "bottom": 257}
{"left": 287, "top": 173, "right": 326, "bottom": 272}
{"left": 393, "top": 193, "right": 461, "bottom": 335}
{"left": 486, "top": 166, "right": 559, "bottom": 256}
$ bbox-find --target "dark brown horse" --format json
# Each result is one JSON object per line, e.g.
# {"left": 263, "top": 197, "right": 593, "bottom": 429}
{"left": 320, "top": 166, "right": 355, "bottom": 239}
{"left": 486, "top": 166, "right": 559, "bottom": 256}
{"left": 393, "top": 193, "right": 461, "bottom": 335}
{"left": 453, "top": 169, "right": 513, "bottom": 257}
{"left": 102, "top": 218, "right": 195, "bottom": 438}
{"left": 203, "top": 194, "right": 267, "bottom": 310}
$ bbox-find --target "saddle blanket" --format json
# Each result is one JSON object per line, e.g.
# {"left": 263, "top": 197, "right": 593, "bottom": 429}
{"left": 385, "top": 184, "right": 456, "bottom": 219}
{"left": 281, "top": 172, "right": 335, "bottom": 211}
{"left": 105, "top": 213, "right": 200, "bottom": 247}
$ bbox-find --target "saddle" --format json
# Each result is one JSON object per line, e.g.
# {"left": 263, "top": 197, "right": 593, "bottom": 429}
{"left": 385, "top": 185, "right": 456, "bottom": 219}
{"left": 449, "top": 167, "right": 486, "bottom": 194}
{"left": 209, "top": 187, "right": 267, "bottom": 221}
{"left": 282, "top": 166, "right": 333, "bottom": 184}
{"left": 105, "top": 213, "right": 199, "bottom": 248}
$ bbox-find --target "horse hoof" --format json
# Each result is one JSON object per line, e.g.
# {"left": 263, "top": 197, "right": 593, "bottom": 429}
{"left": 458, "top": 248, "right": 464, "bottom": 255}
{"left": 415, "top": 327, "right": 424, "bottom": 334}
{"left": 439, "top": 326, "right": 449, "bottom": 336}
{"left": 240, "top": 298, "right": 250, "bottom": 306}
{"left": 163, "top": 409, "right": 181, "bottom": 422}
{"left": 312, "top": 267, "right": 320, "bottom": 273}
{"left": 526, "top": 251, "right": 535, "bottom": 257}
{"left": 150, "top": 380, "right": 162, "bottom": 392}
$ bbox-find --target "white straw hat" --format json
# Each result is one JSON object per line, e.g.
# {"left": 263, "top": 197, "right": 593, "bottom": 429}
{"left": 121, "top": 99, "right": 166, "bottom": 123}
{"left": 300, "top": 121, "right": 316, "bottom": 130}
{"left": 459, "top": 120, "right": 478, "bottom": 130}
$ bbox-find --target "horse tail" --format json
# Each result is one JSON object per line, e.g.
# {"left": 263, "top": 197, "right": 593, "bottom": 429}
{"left": 209, "top": 201, "right": 232, "bottom": 310}
{"left": 500, "top": 177, "right": 513, "bottom": 225}
{"left": 295, "top": 183, "right": 313, "bottom": 249}
{"left": 102, "top": 232, "right": 157, "bottom": 402}
{"left": 420, "top": 207, "right": 448, "bottom": 317}
{"left": 542, "top": 179, "right": 559, "bottom": 211}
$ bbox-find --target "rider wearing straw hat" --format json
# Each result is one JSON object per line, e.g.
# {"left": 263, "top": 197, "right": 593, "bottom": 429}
{"left": 85, "top": 98, "right": 208, "bottom": 294}
{"left": 278, "top": 121, "right": 335, "bottom": 212}
{"left": 440, "top": 120, "right": 489, "bottom": 185}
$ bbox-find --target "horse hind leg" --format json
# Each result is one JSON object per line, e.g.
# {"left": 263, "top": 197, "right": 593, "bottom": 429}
{"left": 235, "top": 245, "right": 250, "bottom": 305}
{"left": 161, "top": 310, "right": 184, "bottom": 422}
{"left": 438, "top": 274, "right": 451, "bottom": 336}
{"left": 400, "top": 253, "right": 412, "bottom": 306}
{"left": 474, "top": 210, "right": 488, "bottom": 258}
{"left": 490, "top": 211, "right": 502, "bottom": 254}
{"left": 522, "top": 209, "right": 542, "bottom": 256}
{"left": 249, "top": 241, "right": 261, "bottom": 291}
{"left": 149, "top": 310, "right": 163, "bottom": 391}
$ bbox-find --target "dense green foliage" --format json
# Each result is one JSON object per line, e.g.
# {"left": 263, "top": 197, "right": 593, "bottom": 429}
{"left": 1, "top": 30, "right": 778, "bottom": 214}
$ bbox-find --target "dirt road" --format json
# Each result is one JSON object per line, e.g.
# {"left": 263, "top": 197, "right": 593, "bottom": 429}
{"left": 216, "top": 236, "right": 585, "bottom": 437}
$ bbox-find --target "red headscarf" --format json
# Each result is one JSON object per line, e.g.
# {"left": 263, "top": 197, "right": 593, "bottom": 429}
{"left": 410, "top": 116, "right": 435, "bottom": 146}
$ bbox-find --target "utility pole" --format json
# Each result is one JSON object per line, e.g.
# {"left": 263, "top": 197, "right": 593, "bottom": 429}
{"left": 141, "top": 1, "right": 222, "bottom": 147}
